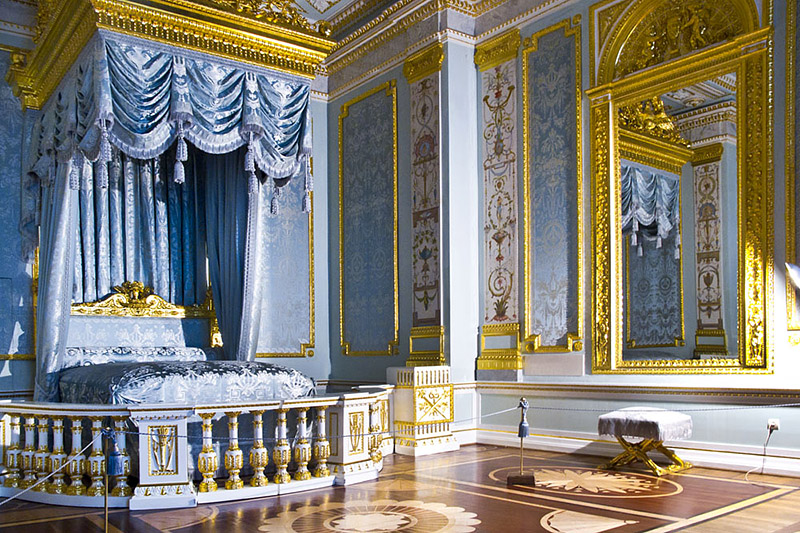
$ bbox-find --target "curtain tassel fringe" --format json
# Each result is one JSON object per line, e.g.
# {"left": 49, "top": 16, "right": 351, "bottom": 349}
{"left": 248, "top": 171, "right": 258, "bottom": 195}
{"left": 302, "top": 190, "right": 312, "bottom": 213}
{"left": 174, "top": 121, "right": 188, "bottom": 184}
{"left": 637, "top": 244, "right": 643, "bottom": 257}
{"left": 69, "top": 152, "right": 82, "bottom": 190}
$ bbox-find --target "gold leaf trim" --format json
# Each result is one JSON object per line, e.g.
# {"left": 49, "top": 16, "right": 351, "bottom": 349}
{"left": 474, "top": 29, "right": 520, "bottom": 72}
{"left": 403, "top": 42, "right": 444, "bottom": 84}
{"left": 71, "top": 281, "right": 215, "bottom": 318}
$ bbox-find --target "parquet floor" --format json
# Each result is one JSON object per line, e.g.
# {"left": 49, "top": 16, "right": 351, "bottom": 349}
{"left": 1, "top": 445, "right": 799, "bottom": 532}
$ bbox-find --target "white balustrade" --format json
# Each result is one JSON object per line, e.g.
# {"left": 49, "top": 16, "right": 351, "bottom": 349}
{"left": 0, "top": 387, "right": 392, "bottom": 510}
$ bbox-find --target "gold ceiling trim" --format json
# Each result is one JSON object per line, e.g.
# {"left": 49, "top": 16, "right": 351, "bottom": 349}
{"left": 6, "top": 0, "right": 334, "bottom": 110}
{"left": 474, "top": 28, "right": 519, "bottom": 71}
{"left": 403, "top": 42, "right": 444, "bottom": 84}
{"left": 71, "top": 281, "right": 216, "bottom": 319}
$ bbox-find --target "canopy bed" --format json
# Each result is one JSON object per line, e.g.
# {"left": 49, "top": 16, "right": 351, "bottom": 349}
{"left": 0, "top": 0, "right": 391, "bottom": 510}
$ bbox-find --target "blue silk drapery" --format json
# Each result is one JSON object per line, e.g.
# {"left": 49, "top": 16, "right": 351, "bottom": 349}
{"left": 73, "top": 150, "right": 205, "bottom": 305}
{"left": 26, "top": 34, "right": 312, "bottom": 400}
{"left": 201, "top": 149, "right": 265, "bottom": 362}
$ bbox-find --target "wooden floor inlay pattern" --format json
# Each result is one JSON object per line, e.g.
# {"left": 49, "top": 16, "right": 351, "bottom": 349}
{"left": 1, "top": 446, "right": 799, "bottom": 532}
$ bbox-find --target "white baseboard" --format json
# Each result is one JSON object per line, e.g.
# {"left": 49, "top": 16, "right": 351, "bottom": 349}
{"left": 475, "top": 429, "right": 800, "bottom": 477}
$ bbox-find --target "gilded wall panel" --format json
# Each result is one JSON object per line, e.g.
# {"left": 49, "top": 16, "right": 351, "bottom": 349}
{"left": 410, "top": 73, "right": 441, "bottom": 327}
{"left": 481, "top": 59, "right": 518, "bottom": 325}
{"left": 523, "top": 19, "right": 583, "bottom": 351}
{"left": 787, "top": 0, "right": 800, "bottom": 332}
{"left": 257, "top": 174, "right": 314, "bottom": 357}
{"left": 338, "top": 82, "right": 399, "bottom": 356}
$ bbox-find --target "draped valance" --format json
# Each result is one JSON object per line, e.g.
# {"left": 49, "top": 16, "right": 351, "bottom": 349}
{"left": 22, "top": 33, "right": 313, "bottom": 260}
{"left": 620, "top": 163, "right": 681, "bottom": 257}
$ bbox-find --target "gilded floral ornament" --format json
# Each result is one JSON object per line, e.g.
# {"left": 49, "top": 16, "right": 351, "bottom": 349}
{"left": 71, "top": 281, "right": 215, "bottom": 318}
{"left": 204, "top": 0, "right": 331, "bottom": 35}
{"left": 614, "top": 0, "right": 748, "bottom": 79}
{"left": 618, "top": 97, "right": 689, "bottom": 147}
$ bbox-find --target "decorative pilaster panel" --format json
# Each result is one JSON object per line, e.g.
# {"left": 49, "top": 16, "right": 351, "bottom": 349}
{"left": 590, "top": 97, "right": 616, "bottom": 372}
{"left": 404, "top": 43, "right": 446, "bottom": 367}
{"left": 338, "top": 81, "right": 399, "bottom": 356}
{"left": 476, "top": 30, "right": 522, "bottom": 372}
{"left": 787, "top": 0, "right": 800, "bottom": 337}
{"left": 692, "top": 147, "right": 728, "bottom": 356}
{"left": 257, "top": 175, "right": 314, "bottom": 358}
{"left": 523, "top": 18, "right": 583, "bottom": 353}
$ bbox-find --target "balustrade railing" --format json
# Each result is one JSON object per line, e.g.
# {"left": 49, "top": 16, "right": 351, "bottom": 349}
{"left": 0, "top": 388, "right": 392, "bottom": 510}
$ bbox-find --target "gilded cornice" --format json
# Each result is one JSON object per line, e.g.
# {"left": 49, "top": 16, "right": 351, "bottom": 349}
{"left": 619, "top": 130, "right": 692, "bottom": 176}
{"left": 6, "top": 0, "right": 335, "bottom": 110}
{"left": 474, "top": 28, "right": 519, "bottom": 71}
{"left": 692, "top": 142, "right": 724, "bottom": 165}
{"left": 403, "top": 42, "right": 444, "bottom": 83}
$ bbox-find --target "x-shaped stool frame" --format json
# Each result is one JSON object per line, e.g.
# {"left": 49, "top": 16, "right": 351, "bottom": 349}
{"left": 599, "top": 436, "right": 692, "bottom": 476}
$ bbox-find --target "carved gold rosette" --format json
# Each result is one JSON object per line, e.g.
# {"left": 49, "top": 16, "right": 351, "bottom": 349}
{"left": 6, "top": 0, "right": 334, "bottom": 110}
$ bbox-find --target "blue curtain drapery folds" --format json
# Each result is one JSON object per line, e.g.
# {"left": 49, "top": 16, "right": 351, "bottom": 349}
{"left": 25, "top": 34, "right": 312, "bottom": 400}
{"left": 22, "top": 33, "right": 313, "bottom": 262}
{"left": 35, "top": 161, "right": 78, "bottom": 402}
{"left": 202, "top": 150, "right": 265, "bottom": 362}
{"left": 620, "top": 163, "right": 681, "bottom": 257}
{"left": 72, "top": 149, "right": 206, "bottom": 305}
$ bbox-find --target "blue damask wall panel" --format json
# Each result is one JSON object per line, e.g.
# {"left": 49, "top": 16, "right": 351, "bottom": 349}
{"left": 0, "top": 51, "right": 33, "bottom": 357}
{"left": 339, "top": 83, "right": 398, "bottom": 355}
{"left": 257, "top": 174, "right": 313, "bottom": 356}
{"left": 526, "top": 26, "right": 580, "bottom": 348}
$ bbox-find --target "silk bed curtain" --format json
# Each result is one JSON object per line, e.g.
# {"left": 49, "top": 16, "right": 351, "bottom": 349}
{"left": 26, "top": 34, "right": 312, "bottom": 401}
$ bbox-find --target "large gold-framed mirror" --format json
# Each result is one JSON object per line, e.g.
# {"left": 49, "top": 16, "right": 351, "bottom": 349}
{"left": 588, "top": 0, "right": 772, "bottom": 373}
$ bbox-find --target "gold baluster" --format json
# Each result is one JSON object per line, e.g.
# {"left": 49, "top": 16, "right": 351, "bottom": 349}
{"left": 312, "top": 406, "right": 330, "bottom": 477}
{"left": 19, "top": 415, "right": 36, "bottom": 488}
{"left": 33, "top": 416, "right": 50, "bottom": 491}
{"left": 87, "top": 417, "right": 106, "bottom": 496}
{"left": 249, "top": 410, "right": 268, "bottom": 487}
{"left": 197, "top": 413, "right": 218, "bottom": 492}
{"left": 272, "top": 408, "right": 291, "bottom": 484}
{"left": 66, "top": 416, "right": 86, "bottom": 495}
{"left": 47, "top": 417, "right": 68, "bottom": 494}
{"left": 369, "top": 402, "right": 383, "bottom": 463}
{"left": 3, "top": 413, "right": 21, "bottom": 488}
{"left": 224, "top": 412, "right": 243, "bottom": 490}
{"left": 293, "top": 407, "right": 311, "bottom": 481}
{"left": 111, "top": 416, "right": 132, "bottom": 496}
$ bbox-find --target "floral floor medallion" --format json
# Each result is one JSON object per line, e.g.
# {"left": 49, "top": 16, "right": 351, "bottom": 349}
{"left": 541, "top": 510, "right": 638, "bottom": 533}
{"left": 258, "top": 499, "right": 480, "bottom": 533}
{"left": 489, "top": 466, "right": 682, "bottom": 498}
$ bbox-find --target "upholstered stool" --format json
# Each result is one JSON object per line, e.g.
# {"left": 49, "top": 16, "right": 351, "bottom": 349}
{"left": 598, "top": 407, "right": 692, "bottom": 476}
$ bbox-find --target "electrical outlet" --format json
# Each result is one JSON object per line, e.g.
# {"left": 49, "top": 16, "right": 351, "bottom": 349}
{"left": 768, "top": 418, "right": 781, "bottom": 431}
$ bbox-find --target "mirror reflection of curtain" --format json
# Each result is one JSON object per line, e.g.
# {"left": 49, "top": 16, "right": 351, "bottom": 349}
{"left": 73, "top": 150, "right": 206, "bottom": 305}
{"left": 621, "top": 163, "right": 683, "bottom": 349}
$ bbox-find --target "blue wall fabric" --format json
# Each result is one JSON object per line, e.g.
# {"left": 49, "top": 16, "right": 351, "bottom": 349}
{"left": 527, "top": 28, "right": 579, "bottom": 347}
{"left": 340, "top": 85, "right": 397, "bottom": 355}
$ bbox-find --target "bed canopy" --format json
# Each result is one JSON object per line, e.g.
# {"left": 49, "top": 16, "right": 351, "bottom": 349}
{"left": 12, "top": 1, "right": 334, "bottom": 401}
